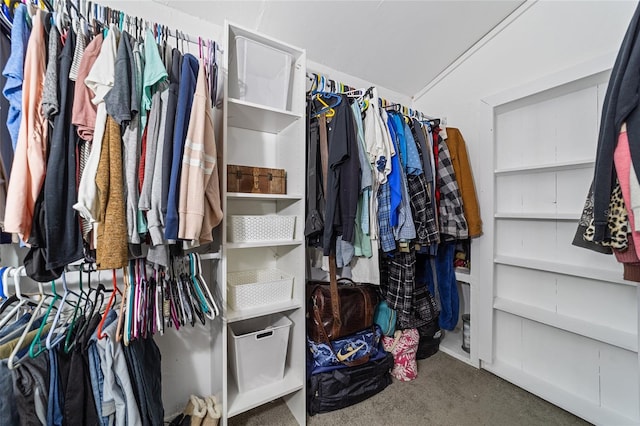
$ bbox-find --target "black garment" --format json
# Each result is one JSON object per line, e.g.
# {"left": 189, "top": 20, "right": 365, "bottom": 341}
{"left": 305, "top": 108, "right": 325, "bottom": 246}
{"left": 592, "top": 2, "right": 640, "bottom": 241}
{"left": 11, "top": 352, "right": 49, "bottom": 426}
{"left": 44, "top": 29, "right": 83, "bottom": 270}
{"left": 123, "top": 337, "right": 163, "bottom": 426}
{"left": 61, "top": 313, "right": 100, "bottom": 426}
{"left": 322, "top": 97, "right": 360, "bottom": 255}
{"left": 24, "top": 191, "right": 63, "bottom": 281}
{"left": 161, "top": 49, "right": 182, "bottom": 218}
{"left": 0, "top": 33, "right": 13, "bottom": 180}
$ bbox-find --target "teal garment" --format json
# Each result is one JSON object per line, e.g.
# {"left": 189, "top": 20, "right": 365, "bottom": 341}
{"left": 141, "top": 29, "right": 168, "bottom": 129}
{"left": 354, "top": 194, "right": 373, "bottom": 258}
{"left": 350, "top": 102, "right": 372, "bottom": 257}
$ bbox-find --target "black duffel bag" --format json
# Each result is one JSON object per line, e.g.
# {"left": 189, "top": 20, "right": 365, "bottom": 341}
{"left": 307, "top": 351, "right": 393, "bottom": 416}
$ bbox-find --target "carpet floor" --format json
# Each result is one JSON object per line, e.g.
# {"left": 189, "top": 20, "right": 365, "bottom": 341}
{"left": 229, "top": 351, "right": 590, "bottom": 426}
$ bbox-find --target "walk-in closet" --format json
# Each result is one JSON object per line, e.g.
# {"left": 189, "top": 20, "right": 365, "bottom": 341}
{"left": 0, "top": 1, "right": 638, "bottom": 425}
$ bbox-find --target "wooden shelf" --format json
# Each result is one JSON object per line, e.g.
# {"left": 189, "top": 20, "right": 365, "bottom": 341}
{"left": 494, "top": 255, "right": 634, "bottom": 286}
{"left": 226, "top": 192, "right": 304, "bottom": 201}
{"left": 227, "top": 369, "right": 304, "bottom": 417}
{"left": 226, "top": 240, "right": 304, "bottom": 249}
{"left": 493, "top": 297, "right": 637, "bottom": 352}
{"left": 494, "top": 212, "right": 579, "bottom": 220}
{"left": 226, "top": 300, "right": 302, "bottom": 323}
{"left": 227, "top": 98, "right": 302, "bottom": 133}
{"left": 494, "top": 159, "right": 594, "bottom": 175}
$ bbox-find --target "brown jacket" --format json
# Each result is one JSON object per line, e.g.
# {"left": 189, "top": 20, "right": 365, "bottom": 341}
{"left": 445, "top": 128, "right": 482, "bottom": 238}
{"left": 96, "top": 116, "right": 128, "bottom": 269}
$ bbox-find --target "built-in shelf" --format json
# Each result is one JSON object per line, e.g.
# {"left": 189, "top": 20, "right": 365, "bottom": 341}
{"left": 484, "top": 360, "right": 639, "bottom": 426}
{"left": 494, "top": 212, "right": 579, "bottom": 220}
{"left": 200, "top": 252, "right": 221, "bottom": 260}
{"left": 455, "top": 271, "right": 473, "bottom": 285}
{"left": 494, "top": 159, "right": 594, "bottom": 176}
{"left": 439, "top": 327, "right": 473, "bottom": 366}
{"left": 494, "top": 255, "right": 634, "bottom": 286}
{"left": 226, "top": 300, "right": 302, "bottom": 323}
{"left": 226, "top": 240, "right": 304, "bottom": 249}
{"left": 227, "top": 369, "right": 304, "bottom": 417}
{"left": 493, "top": 297, "right": 637, "bottom": 352}
{"left": 227, "top": 192, "right": 304, "bottom": 201}
{"left": 227, "top": 98, "right": 302, "bottom": 134}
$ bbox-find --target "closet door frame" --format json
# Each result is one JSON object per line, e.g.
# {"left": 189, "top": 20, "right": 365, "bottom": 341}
{"left": 477, "top": 51, "right": 640, "bottom": 423}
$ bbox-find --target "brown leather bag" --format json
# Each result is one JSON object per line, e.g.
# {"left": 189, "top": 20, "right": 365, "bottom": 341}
{"left": 307, "top": 253, "right": 378, "bottom": 343}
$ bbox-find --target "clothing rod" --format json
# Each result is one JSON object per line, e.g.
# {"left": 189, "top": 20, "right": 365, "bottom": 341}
{"left": 79, "top": 1, "right": 223, "bottom": 53}
{"left": 307, "top": 71, "right": 442, "bottom": 124}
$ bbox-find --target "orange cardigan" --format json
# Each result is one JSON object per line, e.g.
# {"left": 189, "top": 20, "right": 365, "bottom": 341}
{"left": 445, "top": 128, "right": 483, "bottom": 238}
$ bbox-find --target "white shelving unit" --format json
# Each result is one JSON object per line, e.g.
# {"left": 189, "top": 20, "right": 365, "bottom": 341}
{"left": 476, "top": 57, "right": 640, "bottom": 424}
{"left": 218, "top": 22, "right": 307, "bottom": 425}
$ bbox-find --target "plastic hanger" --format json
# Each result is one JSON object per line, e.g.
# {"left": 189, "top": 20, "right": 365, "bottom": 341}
{"left": 8, "top": 269, "right": 47, "bottom": 369}
{"left": 0, "top": 267, "right": 34, "bottom": 330}
{"left": 191, "top": 253, "right": 219, "bottom": 320}
{"left": 45, "top": 272, "right": 78, "bottom": 350}
{"left": 29, "top": 278, "right": 60, "bottom": 357}
{"left": 63, "top": 267, "right": 90, "bottom": 353}
{"left": 97, "top": 269, "right": 119, "bottom": 339}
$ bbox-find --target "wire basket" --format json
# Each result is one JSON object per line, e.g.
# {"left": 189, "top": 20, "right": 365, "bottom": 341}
{"left": 228, "top": 215, "right": 295, "bottom": 242}
{"left": 227, "top": 269, "right": 294, "bottom": 310}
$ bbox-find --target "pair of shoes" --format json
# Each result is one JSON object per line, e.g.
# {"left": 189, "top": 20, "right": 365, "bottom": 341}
{"left": 202, "top": 396, "right": 221, "bottom": 426}
{"left": 182, "top": 394, "right": 221, "bottom": 426}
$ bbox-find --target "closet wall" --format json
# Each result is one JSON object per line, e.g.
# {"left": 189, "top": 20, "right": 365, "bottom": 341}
{"left": 413, "top": 1, "right": 640, "bottom": 424}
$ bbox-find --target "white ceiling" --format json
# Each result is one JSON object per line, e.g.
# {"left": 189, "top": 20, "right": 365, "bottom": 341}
{"left": 156, "top": 0, "right": 524, "bottom": 96}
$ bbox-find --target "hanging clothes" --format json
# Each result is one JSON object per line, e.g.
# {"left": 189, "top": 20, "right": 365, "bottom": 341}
{"left": 4, "top": 10, "right": 48, "bottom": 242}
{"left": 178, "top": 59, "right": 223, "bottom": 243}
{"left": 445, "top": 127, "right": 482, "bottom": 238}
{"left": 165, "top": 53, "right": 198, "bottom": 242}
{"left": 44, "top": 26, "right": 84, "bottom": 270}
{"left": 2, "top": 3, "right": 29, "bottom": 151}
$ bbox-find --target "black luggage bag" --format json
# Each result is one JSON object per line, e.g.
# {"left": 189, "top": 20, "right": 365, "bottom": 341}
{"left": 416, "top": 319, "right": 441, "bottom": 360}
{"left": 307, "top": 352, "right": 393, "bottom": 416}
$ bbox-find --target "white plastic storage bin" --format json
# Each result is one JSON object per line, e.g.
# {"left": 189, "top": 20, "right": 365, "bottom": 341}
{"left": 230, "top": 35, "right": 293, "bottom": 110}
{"left": 228, "top": 314, "right": 292, "bottom": 392}
{"left": 228, "top": 215, "right": 296, "bottom": 243}
{"left": 227, "top": 269, "right": 293, "bottom": 310}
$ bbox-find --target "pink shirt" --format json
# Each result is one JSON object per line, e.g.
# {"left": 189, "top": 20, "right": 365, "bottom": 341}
{"left": 613, "top": 130, "right": 640, "bottom": 258}
{"left": 4, "top": 11, "right": 47, "bottom": 241}
{"left": 71, "top": 34, "right": 103, "bottom": 142}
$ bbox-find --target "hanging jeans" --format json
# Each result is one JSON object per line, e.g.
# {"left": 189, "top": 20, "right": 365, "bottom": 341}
{"left": 48, "top": 349, "right": 63, "bottom": 426}
{"left": 417, "top": 242, "right": 459, "bottom": 331}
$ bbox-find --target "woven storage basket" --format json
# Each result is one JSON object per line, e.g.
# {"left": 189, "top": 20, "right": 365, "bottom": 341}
{"left": 227, "top": 269, "right": 294, "bottom": 310}
{"left": 228, "top": 215, "right": 295, "bottom": 242}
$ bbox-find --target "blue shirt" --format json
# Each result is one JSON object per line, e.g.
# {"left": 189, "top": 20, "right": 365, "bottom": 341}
{"left": 2, "top": 4, "right": 30, "bottom": 150}
{"left": 403, "top": 121, "right": 422, "bottom": 176}
{"left": 386, "top": 115, "right": 402, "bottom": 228}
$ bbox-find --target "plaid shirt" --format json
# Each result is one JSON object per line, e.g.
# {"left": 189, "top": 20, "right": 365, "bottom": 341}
{"left": 437, "top": 134, "right": 468, "bottom": 240}
{"left": 377, "top": 182, "right": 396, "bottom": 253}
{"left": 380, "top": 251, "right": 440, "bottom": 329}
